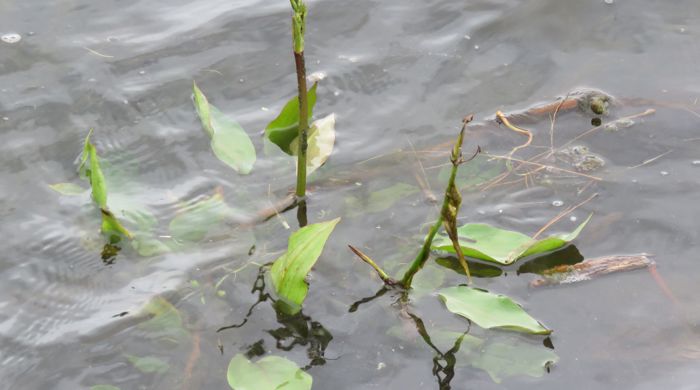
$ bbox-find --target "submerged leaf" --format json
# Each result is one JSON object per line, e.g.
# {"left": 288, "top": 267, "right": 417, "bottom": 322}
{"left": 168, "top": 193, "right": 238, "bottom": 242}
{"left": 101, "top": 209, "right": 133, "bottom": 239}
{"left": 48, "top": 182, "right": 87, "bottom": 195}
{"left": 290, "top": 113, "right": 336, "bottom": 175}
{"left": 227, "top": 354, "right": 312, "bottom": 390}
{"left": 432, "top": 215, "right": 592, "bottom": 265}
{"left": 265, "top": 83, "right": 318, "bottom": 155}
{"left": 471, "top": 339, "right": 558, "bottom": 383}
{"left": 125, "top": 354, "right": 169, "bottom": 374}
{"left": 270, "top": 218, "right": 340, "bottom": 312}
{"left": 193, "top": 82, "right": 256, "bottom": 174}
{"left": 439, "top": 286, "right": 551, "bottom": 335}
{"left": 138, "top": 296, "right": 189, "bottom": 342}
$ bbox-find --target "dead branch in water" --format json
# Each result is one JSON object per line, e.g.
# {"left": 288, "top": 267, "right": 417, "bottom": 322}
{"left": 530, "top": 254, "right": 654, "bottom": 287}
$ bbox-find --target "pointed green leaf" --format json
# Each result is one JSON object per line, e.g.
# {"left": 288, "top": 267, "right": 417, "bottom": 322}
{"left": 48, "top": 182, "right": 87, "bottom": 195}
{"left": 265, "top": 83, "right": 318, "bottom": 155}
{"left": 193, "top": 82, "right": 256, "bottom": 174}
{"left": 227, "top": 354, "right": 312, "bottom": 390}
{"left": 270, "top": 218, "right": 340, "bottom": 311}
{"left": 87, "top": 143, "right": 107, "bottom": 208}
{"left": 78, "top": 128, "right": 93, "bottom": 178}
{"left": 101, "top": 209, "right": 133, "bottom": 239}
{"left": 439, "top": 286, "right": 551, "bottom": 335}
{"left": 125, "top": 354, "right": 169, "bottom": 374}
{"left": 290, "top": 113, "right": 335, "bottom": 174}
{"left": 432, "top": 216, "right": 591, "bottom": 265}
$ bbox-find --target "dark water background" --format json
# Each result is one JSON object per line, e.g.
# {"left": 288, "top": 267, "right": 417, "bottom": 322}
{"left": 1, "top": 0, "right": 699, "bottom": 389}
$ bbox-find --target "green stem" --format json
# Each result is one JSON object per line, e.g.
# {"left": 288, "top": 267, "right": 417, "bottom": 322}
{"left": 294, "top": 51, "right": 308, "bottom": 198}
{"left": 400, "top": 215, "right": 444, "bottom": 288}
{"left": 348, "top": 245, "right": 398, "bottom": 286}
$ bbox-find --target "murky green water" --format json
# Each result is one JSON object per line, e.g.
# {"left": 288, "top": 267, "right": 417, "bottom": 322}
{"left": 1, "top": 0, "right": 699, "bottom": 389}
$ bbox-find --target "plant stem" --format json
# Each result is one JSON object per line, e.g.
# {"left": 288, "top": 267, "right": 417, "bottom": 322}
{"left": 290, "top": 0, "right": 309, "bottom": 199}
{"left": 400, "top": 215, "right": 443, "bottom": 288}
{"left": 348, "top": 245, "right": 398, "bottom": 286}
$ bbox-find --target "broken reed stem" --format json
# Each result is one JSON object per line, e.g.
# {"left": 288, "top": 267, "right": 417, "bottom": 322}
{"left": 348, "top": 245, "right": 398, "bottom": 286}
{"left": 401, "top": 116, "right": 475, "bottom": 288}
{"left": 291, "top": 0, "right": 309, "bottom": 198}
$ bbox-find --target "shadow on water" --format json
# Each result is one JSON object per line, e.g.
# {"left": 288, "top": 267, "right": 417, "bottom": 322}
{"left": 216, "top": 263, "right": 333, "bottom": 370}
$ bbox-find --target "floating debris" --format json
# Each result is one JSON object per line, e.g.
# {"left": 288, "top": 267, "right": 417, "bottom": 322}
{"left": 552, "top": 200, "right": 564, "bottom": 207}
{"left": 692, "top": 160, "right": 700, "bottom": 166}
{"left": 1, "top": 33, "right": 21, "bottom": 44}
{"left": 530, "top": 254, "right": 654, "bottom": 287}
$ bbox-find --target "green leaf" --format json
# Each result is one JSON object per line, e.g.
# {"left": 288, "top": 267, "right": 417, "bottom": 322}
{"left": 439, "top": 286, "right": 551, "bottom": 335}
{"left": 78, "top": 128, "right": 93, "bottom": 178}
{"left": 432, "top": 215, "right": 592, "bottom": 265}
{"left": 87, "top": 143, "right": 107, "bottom": 208}
{"left": 193, "top": 81, "right": 256, "bottom": 174}
{"left": 138, "top": 296, "right": 189, "bottom": 342}
{"left": 168, "top": 193, "right": 237, "bottom": 242}
{"left": 470, "top": 339, "right": 558, "bottom": 383}
{"left": 101, "top": 209, "right": 133, "bottom": 239}
{"left": 48, "top": 182, "right": 87, "bottom": 195}
{"left": 265, "top": 83, "right": 318, "bottom": 155}
{"left": 91, "top": 386, "right": 120, "bottom": 390}
{"left": 227, "top": 354, "right": 312, "bottom": 390}
{"left": 290, "top": 113, "right": 335, "bottom": 175}
{"left": 125, "top": 354, "right": 170, "bottom": 374}
{"left": 270, "top": 218, "right": 340, "bottom": 311}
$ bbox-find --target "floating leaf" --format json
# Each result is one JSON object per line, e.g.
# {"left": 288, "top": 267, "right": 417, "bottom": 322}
{"left": 87, "top": 143, "right": 108, "bottom": 208}
{"left": 290, "top": 113, "right": 336, "bottom": 175}
{"left": 138, "top": 296, "right": 189, "bottom": 342}
{"left": 270, "top": 218, "right": 340, "bottom": 312}
{"left": 169, "top": 192, "right": 238, "bottom": 242}
{"left": 126, "top": 354, "right": 169, "bottom": 374}
{"left": 265, "top": 83, "right": 318, "bottom": 155}
{"left": 439, "top": 286, "right": 551, "bottom": 335}
{"left": 48, "top": 182, "right": 87, "bottom": 195}
{"left": 432, "top": 215, "right": 591, "bottom": 265}
{"left": 470, "top": 338, "right": 558, "bottom": 383}
{"left": 193, "top": 82, "right": 256, "bottom": 174}
{"left": 227, "top": 354, "right": 312, "bottom": 390}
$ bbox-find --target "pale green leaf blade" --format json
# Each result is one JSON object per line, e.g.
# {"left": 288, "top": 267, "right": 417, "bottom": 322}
{"left": 193, "top": 82, "right": 256, "bottom": 174}
{"left": 78, "top": 128, "right": 94, "bottom": 178}
{"left": 209, "top": 106, "right": 256, "bottom": 174}
{"left": 87, "top": 143, "right": 108, "bottom": 208}
{"left": 265, "top": 83, "right": 318, "bottom": 155}
{"left": 192, "top": 81, "right": 214, "bottom": 137}
{"left": 519, "top": 214, "right": 592, "bottom": 259}
{"left": 125, "top": 354, "right": 170, "bottom": 374}
{"left": 48, "top": 182, "right": 87, "bottom": 195}
{"left": 290, "top": 113, "right": 336, "bottom": 175}
{"left": 432, "top": 224, "right": 533, "bottom": 264}
{"left": 471, "top": 338, "right": 559, "bottom": 383}
{"left": 270, "top": 218, "right": 340, "bottom": 309}
{"left": 168, "top": 193, "right": 237, "bottom": 242}
{"left": 439, "top": 286, "right": 551, "bottom": 335}
{"left": 227, "top": 354, "right": 312, "bottom": 390}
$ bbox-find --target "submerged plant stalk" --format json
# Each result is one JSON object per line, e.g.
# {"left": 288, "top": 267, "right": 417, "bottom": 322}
{"left": 290, "top": 0, "right": 309, "bottom": 198}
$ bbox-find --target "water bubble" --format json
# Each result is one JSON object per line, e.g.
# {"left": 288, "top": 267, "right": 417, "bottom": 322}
{"left": 261, "top": 107, "right": 269, "bottom": 112}
{"left": 552, "top": 200, "right": 564, "bottom": 207}
{"left": 604, "top": 0, "right": 614, "bottom": 4}
{"left": 569, "top": 216, "right": 578, "bottom": 222}
{"left": 692, "top": 160, "right": 700, "bottom": 166}
{"left": 463, "top": 35, "right": 471, "bottom": 40}
{"left": 2, "top": 117, "right": 8, "bottom": 121}
{"left": 1, "top": 33, "right": 22, "bottom": 44}
{"left": 474, "top": 45, "right": 480, "bottom": 50}
{"left": 238, "top": 78, "right": 245, "bottom": 83}
{"left": 660, "top": 171, "right": 669, "bottom": 176}
{"left": 138, "top": 70, "right": 146, "bottom": 75}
